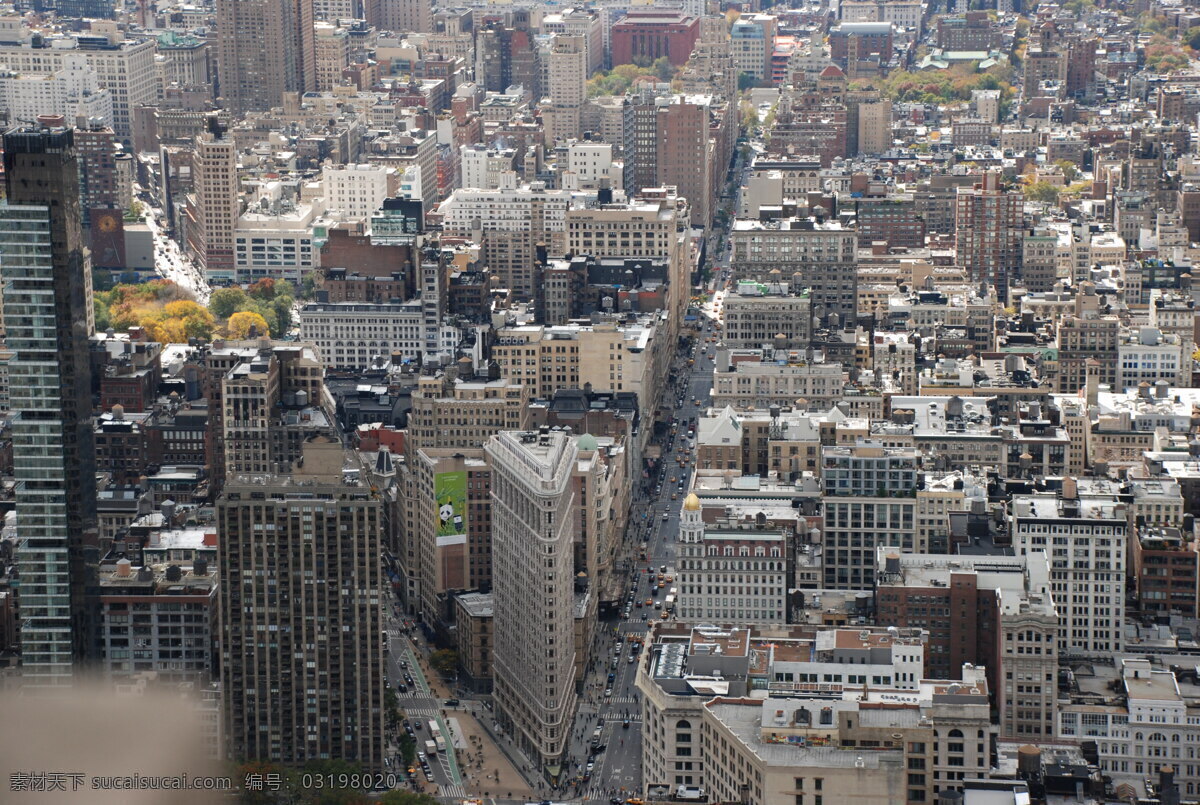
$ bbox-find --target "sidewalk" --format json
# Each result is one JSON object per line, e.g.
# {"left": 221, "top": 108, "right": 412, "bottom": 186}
{"left": 406, "top": 634, "right": 453, "bottom": 699}
{"left": 452, "top": 710, "right": 536, "bottom": 801}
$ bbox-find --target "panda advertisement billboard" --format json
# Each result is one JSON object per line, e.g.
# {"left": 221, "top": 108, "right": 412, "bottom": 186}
{"left": 435, "top": 470, "right": 467, "bottom": 545}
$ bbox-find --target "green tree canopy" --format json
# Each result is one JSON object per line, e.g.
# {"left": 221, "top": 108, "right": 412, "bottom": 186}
{"left": 587, "top": 58, "right": 680, "bottom": 97}
{"left": 1053, "top": 159, "right": 1080, "bottom": 183}
{"left": 430, "top": 649, "right": 459, "bottom": 676}
{"left": 209, "top": 287, "right": 250, "bottom": 319}
{"left": 1024, "top": 181, "right": 1061, "bottom": 203}
{"left": 207, "top": 280, "right": 295, "bottom": 338}
{"left": 873, "top": 63, "right": 1015, "bottom": 106}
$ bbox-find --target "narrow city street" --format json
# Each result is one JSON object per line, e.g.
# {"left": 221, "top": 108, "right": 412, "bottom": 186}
{"left": 135, "top": 187, "right": 212, "bottom": 304}
{"left": 551, "top": 153, "right": 743, "bottom": 805}
{"left": 565, "top": 330, "right": 722, "bottom": 805}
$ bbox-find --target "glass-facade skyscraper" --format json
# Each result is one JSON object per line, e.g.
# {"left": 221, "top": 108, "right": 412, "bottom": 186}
{"left": 0, "top": 127, "right": 98, "bottom": 685}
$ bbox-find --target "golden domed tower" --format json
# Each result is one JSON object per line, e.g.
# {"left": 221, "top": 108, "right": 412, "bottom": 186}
{"left": 680, "top": 493, "right": 702, "bottom": 543}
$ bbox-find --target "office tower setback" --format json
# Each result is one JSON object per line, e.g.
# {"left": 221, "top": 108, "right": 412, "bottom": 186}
{"left": 219, "top": 438, "right": 384, "bottom": 767}
{"left": 486, "top": 429, "right": 579, "bottom": 773}
{"left": 215, "top": 0, "right": 316, "bottom": 114}
{"left": 1, "top": 127, "right": 98, "bottom": 685}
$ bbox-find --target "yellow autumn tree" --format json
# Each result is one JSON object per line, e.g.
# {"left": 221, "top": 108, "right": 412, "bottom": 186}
{"left": 224, "top": 310, "right": 271, "bottom": 339}
{"left": 154, "top": 300, "right": 215, "bottom": 341}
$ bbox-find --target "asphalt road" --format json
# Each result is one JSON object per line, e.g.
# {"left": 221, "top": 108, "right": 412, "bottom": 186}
{"left": 554, "top": 150, "right": 743, "bottom": 805}
{"left": 141, "top": 202, "right": 212, "bottom": 304}
{"left": 557, "top": 321, "right": 723, "bottom": 805}
{"left": 384, "top": 613, "right": 469, "bottom": 799}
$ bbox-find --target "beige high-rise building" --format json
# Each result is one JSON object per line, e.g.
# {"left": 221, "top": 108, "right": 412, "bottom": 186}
{"left": 566, "top": 190, "right": 693, "bottom": 350}
{"left": 487, "top": 430, "right": 579, "bottom": 772}
{"left": 314, "top": 23, "right": 350, "bottom": 93}
{"left": 218, "top": 438, "right": 384, "bottom": 769}
{"left": 406, "top": 373, "right": 532, "bottom": 454}
{"left": 186, "top": 129, "right": 240, "bottom": 282}
{"left": 490, "top": 318, "right": 668, "bottom": 419}
{"left": 542, "top": 9, "right": 604, "bottom": 74}
{"left": 856, "top": 96, "right": 892, "bottom": 155}
{"left": 379, "top": 0, "right": 432, "bottom": 34}
{"left": 545, "top": 35, "right": 587, "bottom": 145}
{"left": 216, "top": 0, "right": 316, "bottom": 113}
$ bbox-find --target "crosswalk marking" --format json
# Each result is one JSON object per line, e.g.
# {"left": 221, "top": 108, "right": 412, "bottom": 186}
{"left": 437, "top": 782, "right": 466, "bottom": 798}
{"left": 404, "top": 706, "right": 438, "bottom": 717}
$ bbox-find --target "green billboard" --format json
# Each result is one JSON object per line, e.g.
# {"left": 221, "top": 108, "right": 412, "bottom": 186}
{"left": 435, "top": 471, "right": 467, "bottom": 539}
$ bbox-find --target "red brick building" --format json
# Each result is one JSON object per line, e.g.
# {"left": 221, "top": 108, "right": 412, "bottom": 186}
{"left": 1132, "top": 527, "right": 1200, "bottom": 619}
{"left": 828, "top": 22, "right": 893, "bottom": 68}
{"left": 319, "top": 227, "right": 418, "bottom": 300}
{"left": 877, "top": 570, "right": 1001, "bottom": 689}
{"left": 611, "top": 10, "right": 700, "bottom": 68}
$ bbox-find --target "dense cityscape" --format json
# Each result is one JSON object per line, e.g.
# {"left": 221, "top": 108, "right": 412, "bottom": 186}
{"left": 3, "top": 0, "right": 1200, "bottom": 804}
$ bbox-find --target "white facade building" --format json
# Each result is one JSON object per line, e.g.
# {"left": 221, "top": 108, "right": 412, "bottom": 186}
{"left": 1059, "top": 658, "right": 1200, "bottom": 799}
{"left": 0, "top": 53, "right": 113, "bottom": 127}
{"left": 233, "top": 197, "right": 326, "bottom": 284}
{"left": 0, "top": 33, "right": 156, "bottom": 138}
{"left": 563, "top": 142, "right": 620, "bottom": 190}
{"left": 438, "top": 184, "right": 572, "bottom": 235}
{"left": 324, "top": 163, "right": 395, "bottom": 223}
{"left": 298, "top": 301, "right": 461, "bottom": 369}
{"left": 1117, "top": 326, "right": 1189, "bottom": 391}
{"left": 460, "top": 144, "right": 517, "bottom": 191}
{"left": 1012, "top": 481, "right": 1127, "bottom": 657}
{"left": 676, "top": 494, "right": 789, "bottom": 623}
